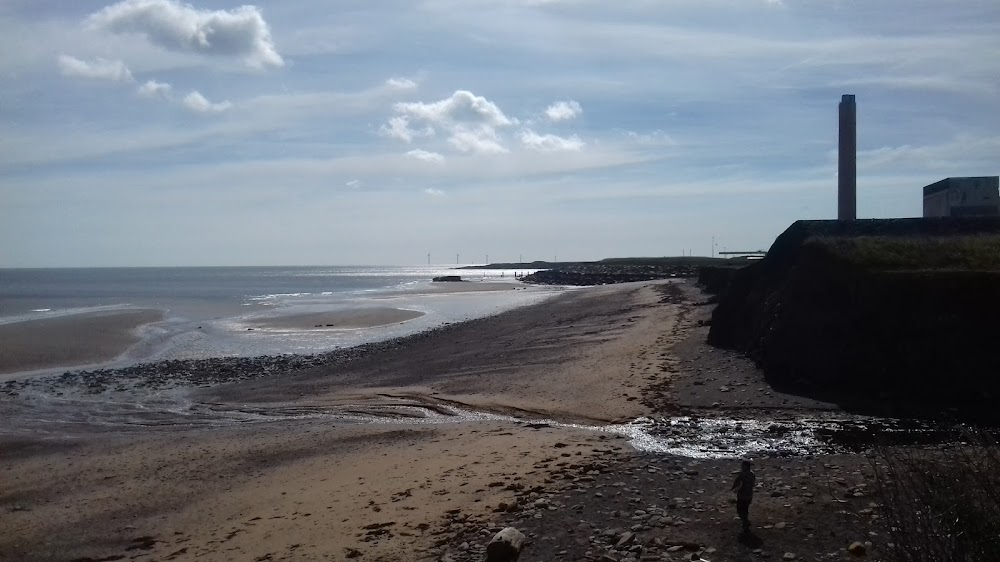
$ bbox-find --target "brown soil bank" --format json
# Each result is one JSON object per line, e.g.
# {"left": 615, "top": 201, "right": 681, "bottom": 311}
{"left": 707, "top": 217, "right": 1000, "bottom": 423}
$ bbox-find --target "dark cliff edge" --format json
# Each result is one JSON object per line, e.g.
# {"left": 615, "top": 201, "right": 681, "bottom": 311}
{"left": 707, "top": 217, "right": 1000, "bottom": 423}
{"left": 697, "top": 265, "right": 745, "bottom": 296}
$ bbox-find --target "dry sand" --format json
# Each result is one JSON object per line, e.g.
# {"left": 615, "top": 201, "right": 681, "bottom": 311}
{"left": 252, "top": 307, "right": 426, "bottom": 330}
{"left": 0, "top": 309, "right": 163, "bottom": 375}
{"left": 0, "top": 281, "right": 870, "bottom": 562}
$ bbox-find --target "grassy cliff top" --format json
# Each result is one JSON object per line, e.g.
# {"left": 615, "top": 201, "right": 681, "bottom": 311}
{"left": 808, "top": 234, "right": 1000, "bottom": 271}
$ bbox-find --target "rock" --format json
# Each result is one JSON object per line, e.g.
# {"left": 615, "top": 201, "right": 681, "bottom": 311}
{"left": 848, "top": 542, "right": 866, "bottom": 556}
{"left": 615, "top": 531, "right": 635, "bottom": 548}
{"left": 486, "top": 527, "right": 526, "bottom": 562}
{"left": 432, "top": 275, "right": 465, "bottom": 282}
{"left": 783, "top": 553, "right": 797, "bottom": 560}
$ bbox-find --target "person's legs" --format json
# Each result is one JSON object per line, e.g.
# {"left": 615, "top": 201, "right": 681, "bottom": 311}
{"left": 737, "top": 498, "right": 751, "bottom": 530}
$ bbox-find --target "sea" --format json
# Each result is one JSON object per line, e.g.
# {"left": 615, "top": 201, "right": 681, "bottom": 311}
{"left": 0, "top": 266, "right": 558, "bottom": 371}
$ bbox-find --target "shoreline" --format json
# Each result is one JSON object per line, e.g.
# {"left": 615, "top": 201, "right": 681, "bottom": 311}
{"left": 0, "top": 288, "right": 573, "bottom": 398}
{"left": 0, "top": 280, "right": 553, "bottom": 381}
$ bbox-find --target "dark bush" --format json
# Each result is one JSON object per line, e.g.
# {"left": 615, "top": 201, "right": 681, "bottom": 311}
{"left": 867, "top": 431, "right": 1000, "bottom": 562}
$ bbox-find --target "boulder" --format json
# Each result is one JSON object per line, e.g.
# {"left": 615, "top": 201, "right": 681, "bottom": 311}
{"left": 486, "top": 527, "right": 526, "bottom": 562}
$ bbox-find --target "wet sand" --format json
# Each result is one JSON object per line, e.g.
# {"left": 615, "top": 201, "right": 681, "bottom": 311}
{"left": 0, "top": 309, "right": 163, "bottom": 375}
{"left": 252, "top": 307, "right": 426, "bottom": 330}
{"left": 410, "top": 280, "right": 522, "bottom": 294}
{"left": 0, "top": 281, "right": 883, "bottom": 562}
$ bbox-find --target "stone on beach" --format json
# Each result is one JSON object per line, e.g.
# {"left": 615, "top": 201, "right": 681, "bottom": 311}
{"left": 485, "top": 527, "right": 525, "bottom": 562}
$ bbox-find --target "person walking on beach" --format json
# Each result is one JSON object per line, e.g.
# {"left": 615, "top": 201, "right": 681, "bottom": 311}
{"left": 732, "top": 460, "right": 756, "bottom": 532}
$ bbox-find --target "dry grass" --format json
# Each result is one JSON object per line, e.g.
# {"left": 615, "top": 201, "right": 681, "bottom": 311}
{"left": 808, "top": 234, "right": 1000, "bottom": 271}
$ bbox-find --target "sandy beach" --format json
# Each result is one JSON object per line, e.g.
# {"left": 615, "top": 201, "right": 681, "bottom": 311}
{"left": 0, "top": 281, "right": 887, "bottom": 562}
{"left": 0, "top": 309, "right": 163, "bottom": 375}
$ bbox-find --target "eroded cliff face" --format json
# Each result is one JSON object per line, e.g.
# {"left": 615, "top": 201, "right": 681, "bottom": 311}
{"left": 707, "top": 218, "right": 1000, "bottom": 422}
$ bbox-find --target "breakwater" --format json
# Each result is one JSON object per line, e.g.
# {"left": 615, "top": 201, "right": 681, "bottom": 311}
{"left": 520, "top": 258, "right": 731, "bottom": 286}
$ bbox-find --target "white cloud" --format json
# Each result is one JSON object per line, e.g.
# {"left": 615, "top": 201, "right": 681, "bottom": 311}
{"left": 137, "top": 79, "right": 171, "bottom": 98}
{"left": 388, "top": 90, "right": 517, "bottom": 154}
{"left": 449, "top": 126, "right": 508, "bottom": 154}
{"left": 830, "top": 75, "right": 995, "bottom": 97}
{"left": 394, "top": 90, "right": 516, "bottom": 129}
{"left": 243, "top": 80, "right": 428, "bottom": 125}
{"left": 57, "top": 54, "right": 133, "bottom": 82}
{"left": 624, "top": 130, "right": 678, "bottom": 147}
{"left": 519, "top": 129, "right": 585, "bottom": 151}
{"left": 386, "top": 77, "right": 418, "bottom": 90}
{"left": 857, "top": 135, "right": 1000, "bottom": 174}
{"left": 183, "top": 90, "right": 232, "bottom": 113}
{"left": 345, "top": 179, "right": 362, "bottom": 188}
{"left": 379, "top": 116, "right": 434, "bottom": 143}
{"left": 544, "top": 100, "right": 582, "bottom": 122}
{"left": 424, "top": 188, "right": 445, "bottom": 197}
{"left": 405, "top": 149, "right": 446, "bottom": 164}
{"left": 87, "top": 0, "right": 284, "bottom": 68}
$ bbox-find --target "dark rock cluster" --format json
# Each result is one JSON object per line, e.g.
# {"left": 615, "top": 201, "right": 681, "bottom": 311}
{"left": 522, "top": 264, "right": 696, "bottom": 286}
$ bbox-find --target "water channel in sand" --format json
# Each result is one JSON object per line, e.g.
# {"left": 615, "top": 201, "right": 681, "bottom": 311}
{"left": 2, "top": 383, "right": 969, "bottom": 459}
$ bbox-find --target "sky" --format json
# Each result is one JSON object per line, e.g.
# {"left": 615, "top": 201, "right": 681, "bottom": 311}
{"left": 1, "top": 0, "right": 998, "bottom": 267}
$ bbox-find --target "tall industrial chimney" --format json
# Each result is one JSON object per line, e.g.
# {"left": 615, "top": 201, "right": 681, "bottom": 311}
{"left": 838, "top": 94, "right": 857, "bottom": 220}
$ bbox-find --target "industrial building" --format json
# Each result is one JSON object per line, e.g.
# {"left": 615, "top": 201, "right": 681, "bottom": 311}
{"left": 922, "top": 177, "right": 1000, "bottom": 218}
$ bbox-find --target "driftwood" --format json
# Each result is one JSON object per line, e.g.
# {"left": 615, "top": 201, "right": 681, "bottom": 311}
{"left": 485, "top": 527, "right": 525, "bottom": 562}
